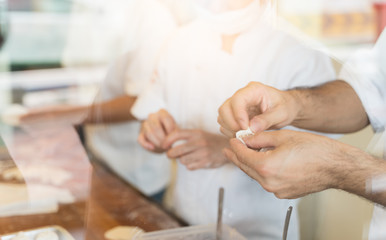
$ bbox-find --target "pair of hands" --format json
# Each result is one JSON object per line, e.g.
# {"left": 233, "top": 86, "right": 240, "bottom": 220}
{"left": 138, "top": 109, "right": 230, "bottom": 170}
{"left": 217, "top": 82, "right": 352, "bottom": 199}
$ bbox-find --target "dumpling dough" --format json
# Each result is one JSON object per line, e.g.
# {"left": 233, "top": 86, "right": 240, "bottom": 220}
{"left": 105, "top": 226, "right": 144, "bottom": 240}
{"left": 34, "top": 231, "right": 59, "bottom": 240}
{"left": 1, "top": 104, "right": 27, "bottom": 126}
{"left": 236, "top": 128, "right": 254, "bottom": 146}
{"left": 2, "top": 167, "right": 24, "bottom": 181}
{"left": 11, "top": 232, "right": 31, "bottom": 240}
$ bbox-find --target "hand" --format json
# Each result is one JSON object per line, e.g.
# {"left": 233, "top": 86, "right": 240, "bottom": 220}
{"left": 164, "top": 129, "right": 230, "bottom": 170}
{"left": 223, "top": 130, "right": 353, "bottom": 199}
{"left": 217, "top": 82, "right": 299, "bottom": 138}
{"left": 138, "top": 109, "right": 177, "bottom": 153}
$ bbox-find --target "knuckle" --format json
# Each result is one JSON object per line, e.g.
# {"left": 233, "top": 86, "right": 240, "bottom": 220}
{"left": 258, "top": 165, "right": 271, "bottom": 179}
{"left": 159, "top": 109, "right": 168, "bottom": 116}
{"left": 247, "top": 82, "right": 256, "bottom": 87}
{"left": 274, "top": 192, "right": 285, "bottom": 199}
{"left": 262, "top": 182, "right": 275, "bottom": 193}
{"left": 186, "top": 165, "right": 199, "bottom": 171}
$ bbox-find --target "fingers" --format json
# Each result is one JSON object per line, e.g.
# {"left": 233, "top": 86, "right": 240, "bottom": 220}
{"left": 137, "top": 132, "right": 155, "bottom": 151}
{"left": 217, "top": 82, "right": 272, "bottom": 137}
{"left": 159, "top": 109, "right": 176, "bottom": 134}
{"left": 242, "top": 131, "right": 282, "bottom": 150}
{"left": 178, "top": 150, "right": 219, "bottom": 170}
{"left": 223, "top": 147, "right": 264, "bottom": 184}
{"left": 229, "top": 94, "right": 251, "bottom": 131}
{"left": 167, "top": 140, "right": 198, "bottom": 159}
{"left": 228, "top": 138, "right": 269, "bottom": 167}
{"left": 166, "top": 130, "right": 205, "bottom": 159}
{"left": 217, "top": 98, "right": 244, "bottom": 136}
{"left": 142, "top": 109, "right": 176, "bottom": 149}
{"left": 163, "top": 129, "right": 191, "bottom": 149}
{"left": 249, "top": 106, "right": 288, "bottom": 133}
{"left": 230, "top": 82, "right": 268, "bottom": 129}
{"left": 142, "top": 116, "right": 165, "bottom": 148}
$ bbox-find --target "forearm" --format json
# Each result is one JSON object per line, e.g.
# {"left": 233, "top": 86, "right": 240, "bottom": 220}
{"left": 289, "top": 80, "right": 369, "bottom": 133}
{"left": 332, "top": 145, "right": 386, "bottom": 206}
{"left": 84, "top": 95, "right": 138, "bottom": 124}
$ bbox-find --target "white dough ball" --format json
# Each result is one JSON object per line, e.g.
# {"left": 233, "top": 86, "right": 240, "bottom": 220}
{"left": 236, "top": 128, "right": 254, "bottom": 145}
{"left": 1, "top": 104, "right": 27, "bottom": 126}
{"left": 105, "top": 226, "right": 144, "bottom": 240}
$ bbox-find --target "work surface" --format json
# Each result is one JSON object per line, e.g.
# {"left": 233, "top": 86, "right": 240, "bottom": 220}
{"left": 0, "top": 127, "right": 182, "bottom": 239}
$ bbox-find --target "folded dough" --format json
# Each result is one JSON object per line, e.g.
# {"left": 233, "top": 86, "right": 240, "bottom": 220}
{"left": 236, "top": 128, "right": 254, "bottom": 146}
{"left": 105, "top": 226, "right": 144, "bottom": 240}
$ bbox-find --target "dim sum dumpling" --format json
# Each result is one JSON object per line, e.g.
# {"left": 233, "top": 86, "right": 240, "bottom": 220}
{"left": 105, "top": 226, "right": 144, "bottom": 240}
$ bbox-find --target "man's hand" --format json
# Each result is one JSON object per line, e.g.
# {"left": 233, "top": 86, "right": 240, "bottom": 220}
{"left": 138, "top": 109, "right": 177, "bottom": 153}
{"left": 163, "top": 129, "right": 230, "bottom": 170}
{"left": 224, "top": 130, "right": 355, "bottom": 199}
{"left": 217, "top": 82, "right": 299, "bottom": 138}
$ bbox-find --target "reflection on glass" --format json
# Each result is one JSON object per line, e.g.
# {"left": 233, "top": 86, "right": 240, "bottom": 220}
{"left": 0, "top": 0, "right": 7, "bottom": 49}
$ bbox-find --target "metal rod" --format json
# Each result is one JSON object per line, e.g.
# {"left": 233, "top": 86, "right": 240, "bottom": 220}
{"left": 282, "top": 206, "right": 293, "bottom": 240}
{"left": 216, "top": 187, "right": 224, "bottom": 240}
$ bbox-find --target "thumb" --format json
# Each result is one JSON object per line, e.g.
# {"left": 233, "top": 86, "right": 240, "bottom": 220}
{"left": 249, "top": 106, "right": 287, "bottom": 133}
{"left": 242, "top": 131, "right": 280, "bottom": 150}
{"left": 163, "top": 128, "right": 187, "bottom": 149}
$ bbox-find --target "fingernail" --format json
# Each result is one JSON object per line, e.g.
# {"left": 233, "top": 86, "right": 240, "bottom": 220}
{"left": 250, "top": 124, "right": 261, "bottom": 133}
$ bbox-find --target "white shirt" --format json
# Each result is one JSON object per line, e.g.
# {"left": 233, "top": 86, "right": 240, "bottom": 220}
{"left": 86, "top": 0, "right": 177, "bottom": 195}
{"left": 340, "top": 29, "right": 386, "bottom": 240}
{"left": 132, "top": 17, "right": 336, "bottom": 239}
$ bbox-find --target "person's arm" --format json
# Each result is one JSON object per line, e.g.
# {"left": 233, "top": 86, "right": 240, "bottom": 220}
{"left": 19, "top": 95, "right": 137, "bottom": 127}
{"left": 84, "top": 95, "right": 137, "bottom": 123}
{"left": 218, "top": 80, "right": 369, "bottom": 137}
{"left": 224, "top": 129, "right": 386, "bottom": 206}
{"left": 289, "top": 80, "right": 369, "bottom": 133}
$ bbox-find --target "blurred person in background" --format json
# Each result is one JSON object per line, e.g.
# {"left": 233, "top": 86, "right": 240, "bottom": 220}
{"left": 217, "top": 29, "right": 386, "bottom": 240}
{"left": 19, "top": 0, "right": 197, "bottom": 202}
{"left": 132, "top": 0, "right": 338, "bottom": 238}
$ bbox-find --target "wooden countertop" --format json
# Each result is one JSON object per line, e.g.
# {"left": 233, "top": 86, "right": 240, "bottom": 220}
{"left": 0, "top": 127, "right": 183, "bottom": 239}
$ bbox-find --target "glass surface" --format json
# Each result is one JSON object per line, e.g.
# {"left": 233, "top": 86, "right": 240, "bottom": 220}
{"left": 0, "top": 1, "right": 382, "bottom": 240}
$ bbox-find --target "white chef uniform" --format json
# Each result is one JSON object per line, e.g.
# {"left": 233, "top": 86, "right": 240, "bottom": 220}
{"left": 132, "top": 2, "right": 336, "bottom": 239}
{"left": 85, "top": 0, "right": 178, "bottom": 195}
{"left": 340, "top": 29, "right": 386, "bottom": 240}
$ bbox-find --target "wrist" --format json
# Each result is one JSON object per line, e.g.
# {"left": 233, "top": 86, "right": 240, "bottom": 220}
{"left": 285, "top": 89, "right": 303, "bottom": 126}
{"left": 328, "top": 143, "right": 371, "bottom": 194}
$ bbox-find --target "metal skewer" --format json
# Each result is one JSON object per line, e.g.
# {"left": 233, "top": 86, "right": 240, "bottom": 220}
{"left": 282, "top": 206, "right": 293, "bottom": 240}
{"left": 216, "top": 187, "right": 224, "bottom": 240}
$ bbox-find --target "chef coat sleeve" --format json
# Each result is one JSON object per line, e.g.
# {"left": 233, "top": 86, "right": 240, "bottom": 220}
{"left": 130, "top": 77, "right": 167, "bottom": 121}
{"left": 276, "top": 43, "right": 336, "bottom": 89}
{"left": 339, "top": 30, "right": 386, "bottom": 132}
{"left": 273, "top": 38, "right": 341, "bottom": 139}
